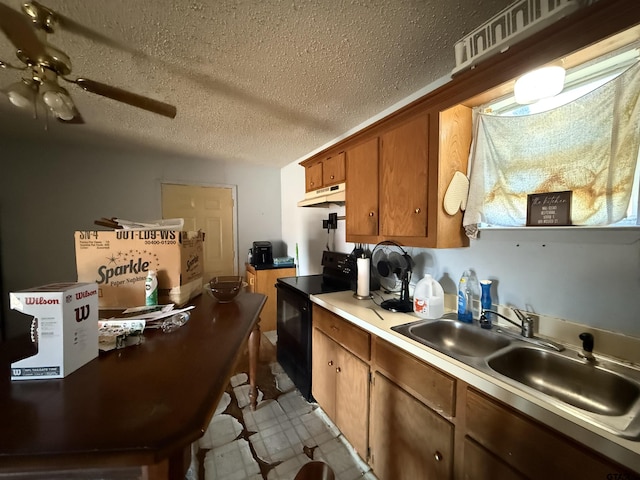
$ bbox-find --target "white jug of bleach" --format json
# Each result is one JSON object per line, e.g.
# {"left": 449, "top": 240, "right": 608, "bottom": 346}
{"left": 413, "top": 274, "right": 445, "bottom": 319}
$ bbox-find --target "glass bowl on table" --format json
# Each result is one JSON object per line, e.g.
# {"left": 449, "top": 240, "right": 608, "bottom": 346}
{"left": 206, "top": 276, "right": 247, "bottom": 303}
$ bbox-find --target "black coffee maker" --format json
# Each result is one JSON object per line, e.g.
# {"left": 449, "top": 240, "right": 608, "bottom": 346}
{"left": 251, "top": 241, "right": 273, "bottom": 266}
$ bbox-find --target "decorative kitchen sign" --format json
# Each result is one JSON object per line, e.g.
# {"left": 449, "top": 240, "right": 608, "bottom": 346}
{"left": 526, "top": 191, "right": 572, "bottom": 226}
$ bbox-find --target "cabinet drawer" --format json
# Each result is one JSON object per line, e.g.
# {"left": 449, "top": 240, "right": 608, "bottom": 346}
{"left": 374, "top": 337, "right": 455, "bottom": 417}
{"left": 313, "top": 305, "right": 370, "bottom": 361}
{"left": 465, "top": 388, "right": 633, "bottom": 478}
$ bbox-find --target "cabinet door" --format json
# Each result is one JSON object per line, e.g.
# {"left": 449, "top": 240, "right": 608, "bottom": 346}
{"left": 335, "top": 345, "right": 369, "bottom": 459}
{"left": 462, "top": 437, "right": 526, "bottom": 480}
{"left": 322, "top": 152, "right": 345, "bottom": 186}
{"left": 370, "top": 373, "right": 453, "bottom": 480}
{"left": 379, "top": 113, "right": 429, "bottom": 237}
{"left": 346, "top": 137, "right": 379, "bottom": 238}
{"left": 255, "top": 267, "right": 296, "bottom": 332}
{"left": 245, "top": 268, "right": 256, "bottom": 293}
{"left": 306, "top": 161, "right": 323, "bottom": 192}
{"left": 312, "top": 328, "right": 337, "bottom": 421}
{"left": 465, "top": 388, "right": 634, "bottom": 479}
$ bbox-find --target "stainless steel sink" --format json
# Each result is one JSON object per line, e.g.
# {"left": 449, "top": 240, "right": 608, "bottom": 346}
{"left": 393, "top": 318, "right": 511, "bottom": 358}
{"left": 392, "top": 317, "right": 640, "bottom": 438}
{"left": 488, "top": 346, "right": 640, "bottom": 417}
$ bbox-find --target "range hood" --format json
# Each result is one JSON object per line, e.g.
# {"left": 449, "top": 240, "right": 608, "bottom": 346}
{"left": 298, "top": 183, "right": 346, "bottom": 208}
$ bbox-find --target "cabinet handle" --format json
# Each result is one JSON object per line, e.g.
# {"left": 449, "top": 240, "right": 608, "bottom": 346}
{"left": 328, "top": 360, "right": 334, "bottom": 366}
{"left": 434, "top": 451, "right": 443, "bottom": 462}
{"left": 330, "top": 325, "right": 339, "bottom": 332}
{"left": 336, "top": 367, "right": 341, "bottom": 373}
{"left": 369, "top": 212, "right": 374, "bottom": 217}
{"left": 249, "top": 278, "right": 254, "bottom": 286}
{"left": 414, "top": 207, "right": 421, "bottom": 214}
{"left": 310, "top": 182, "right": 315, "bottom": 187}
{"left": 330, "top": 175, "right": 335, "bottom": 179}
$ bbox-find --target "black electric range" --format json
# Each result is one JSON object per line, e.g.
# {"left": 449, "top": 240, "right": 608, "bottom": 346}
{"left": 275, "top": 251, "right": 355, "bottom": 400}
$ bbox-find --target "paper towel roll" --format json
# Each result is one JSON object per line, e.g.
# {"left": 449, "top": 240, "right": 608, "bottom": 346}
{"left": 356, "top": 257, "right": 370, "bottom": 298}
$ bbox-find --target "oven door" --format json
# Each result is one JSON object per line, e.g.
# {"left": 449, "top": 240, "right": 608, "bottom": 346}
{"left": 275, "top": 280, "right": 313, "bottom": 401}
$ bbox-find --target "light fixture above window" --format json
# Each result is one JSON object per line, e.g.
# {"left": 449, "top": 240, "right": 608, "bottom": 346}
{"left": 514, "top": 65, "right": 566, "bottom": 105}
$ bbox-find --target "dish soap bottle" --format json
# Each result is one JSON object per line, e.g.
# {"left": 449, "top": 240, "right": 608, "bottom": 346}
{"left": 413, "top": 274, "right": 444, "bottom": 319}
{"left": 479, "top": 280, "right": 493, "bottom": 329}
{"left": 457, "top": 270, "right": 473, "bottom": 323}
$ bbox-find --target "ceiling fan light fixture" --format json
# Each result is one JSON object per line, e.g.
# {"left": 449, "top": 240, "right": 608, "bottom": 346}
{"left": 40, "top": 81, "right": 76, "bottom": 120}
{"left": 514, "top": 65, "right": 566, "bottom": 105}
{"left": 5, "top": 78, "right": 38, "bottom": 109}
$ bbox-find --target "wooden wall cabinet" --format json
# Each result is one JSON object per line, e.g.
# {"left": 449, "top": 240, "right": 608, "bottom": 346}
{"left": 311, "top": 305, "right": 370, "bottom": 458}
{"left": 245, "top": 264, "right": 296, "bottom": 332}
{"left": 343, "top": 106, "right": 471, "bottom": 248}
{"left": 345, "top": 137, "right": 379, "bottom": 237}
{"left": 379, "top": 113, "right": 429, "bottom": 239}
{"left": 302, "top": 151, "right": 345, "bottom": 192}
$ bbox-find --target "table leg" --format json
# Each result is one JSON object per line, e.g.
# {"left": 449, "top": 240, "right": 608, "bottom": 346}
{"left": 248, "top": 318, "right": 261, "bottom": 410}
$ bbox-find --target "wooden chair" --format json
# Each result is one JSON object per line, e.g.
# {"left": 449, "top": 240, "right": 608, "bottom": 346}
{"left": 294, "top": 461, "right": 335, "bottom": 480}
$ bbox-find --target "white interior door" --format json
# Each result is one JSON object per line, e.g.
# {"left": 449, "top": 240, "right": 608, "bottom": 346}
{"left": 161, "top": 183, "right": 236, "bottom": 279}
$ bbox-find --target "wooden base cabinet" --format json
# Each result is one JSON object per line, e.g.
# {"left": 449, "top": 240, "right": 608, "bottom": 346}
{"left": 245, "top": 264, "right": 296, "bottom": 332}
{"left": 311, "top": 307, "right": 370, "bottom": 459}
{"left": 309, "top": 307, "right": 639, "bottom": 479}
{"left": 464, "top": 388, "right": 636, "bottom": 479}
{"left": 370, "top": 373, "right": 454, "bottom": 480}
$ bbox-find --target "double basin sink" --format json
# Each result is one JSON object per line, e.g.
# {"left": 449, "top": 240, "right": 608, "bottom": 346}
{"left": 391, "top": 316, "right": 640, "bottom": 439}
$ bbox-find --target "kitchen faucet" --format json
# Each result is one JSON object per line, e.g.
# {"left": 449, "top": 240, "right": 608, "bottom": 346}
{"left": 480, "top": 308, "right": 565, "bottom": 352}
{"left": 481, "top": 308, "right": 534, "bottom": 337}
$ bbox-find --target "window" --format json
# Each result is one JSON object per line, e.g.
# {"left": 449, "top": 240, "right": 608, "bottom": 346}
{"left": 463, "top": 46, "right": 640, "bottom": 236}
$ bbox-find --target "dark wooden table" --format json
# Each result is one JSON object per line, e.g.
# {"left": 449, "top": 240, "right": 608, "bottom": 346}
{"left": 0, "top": 291, "right": 266, "bottom": 479}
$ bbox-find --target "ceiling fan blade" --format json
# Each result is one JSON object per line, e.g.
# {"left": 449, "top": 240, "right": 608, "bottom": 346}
{"left": 30, "top": 2, "right": 141, "bottom": 56}
{"left": 0, "top": 3, "right": 47, "bottom": 62}
{"left": 0, "top": 59, "right": 26, "bottom": 70}
{"left": 72, "top": 78, "right": 177, "bottom": 119}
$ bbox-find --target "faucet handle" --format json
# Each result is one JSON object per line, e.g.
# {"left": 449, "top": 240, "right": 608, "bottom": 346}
{"left": 578, "top": 332, "right": 596, "bottom": 362}
{"left": 513, "top": 309, "right": 534, "bottom": 338}
{"left": 579, "top": 332, "right": 594, "bottom": 352}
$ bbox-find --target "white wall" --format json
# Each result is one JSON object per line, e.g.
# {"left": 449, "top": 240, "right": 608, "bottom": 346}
{"left": 0, "top": 118, "right": 284, "bottom": 330}
{"left": 280, "top": 162, "right": 349, "bottom": 274}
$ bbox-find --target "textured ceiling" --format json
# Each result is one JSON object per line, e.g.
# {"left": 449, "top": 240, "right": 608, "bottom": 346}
{"left": 0, "top": 0, "right": 513, "bottom": 167}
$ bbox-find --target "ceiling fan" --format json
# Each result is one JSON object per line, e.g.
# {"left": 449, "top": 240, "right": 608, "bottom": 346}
{"left": 0, "top": 1, "right": 177, "bottom": 123}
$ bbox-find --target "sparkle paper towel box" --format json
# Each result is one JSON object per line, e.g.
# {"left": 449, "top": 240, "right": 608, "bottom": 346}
{"left": 74, "top": 230, "right": 204, "bottom": 308}
{"left": 10, "top": 282, "right": 99, "bottom": 380}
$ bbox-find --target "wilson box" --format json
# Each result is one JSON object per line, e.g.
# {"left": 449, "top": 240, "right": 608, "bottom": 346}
{"left": 74, "top": 230, "right": 204, "bottom": 308}
{"left": 10, "top": 282, "right": 99, "bottom": 380}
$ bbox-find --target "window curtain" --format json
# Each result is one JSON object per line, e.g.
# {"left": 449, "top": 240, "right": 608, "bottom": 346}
{"left": 463, "top": 61, "right": 640, "bottom": 238}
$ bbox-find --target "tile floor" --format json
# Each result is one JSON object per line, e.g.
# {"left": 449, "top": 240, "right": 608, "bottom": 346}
{"left": 189, "top": 331, "right": 378, "bottom": 480}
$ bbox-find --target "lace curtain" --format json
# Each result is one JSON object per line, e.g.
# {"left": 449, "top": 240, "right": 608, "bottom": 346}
{"left": 463, "top": 61, "right": 640, "bottom": 238}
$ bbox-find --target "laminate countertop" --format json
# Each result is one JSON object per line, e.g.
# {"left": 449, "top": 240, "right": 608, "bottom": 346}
{"left": 311, "top": 290, "right": 640, "bottom": 473}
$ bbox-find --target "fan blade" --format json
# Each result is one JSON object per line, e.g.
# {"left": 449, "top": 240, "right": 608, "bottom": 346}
{"left": 0, "top": 3, "right": 47, "bottom": 62}
{"left": 27, "top": 1, "right": 141, "bottom": 56}
{"left": 72, "top": 78, "right": 177, "bottom": 119}
{"left": 0, "top": 59, "right": 27, "bottom": 70}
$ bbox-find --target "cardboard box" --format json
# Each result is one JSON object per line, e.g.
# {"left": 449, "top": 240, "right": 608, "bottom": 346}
{"left": 74, "top": 230, "right": 204, "bottom": 308}
{"left": 10, "top": 282, "right": 99, "bottom": 380}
